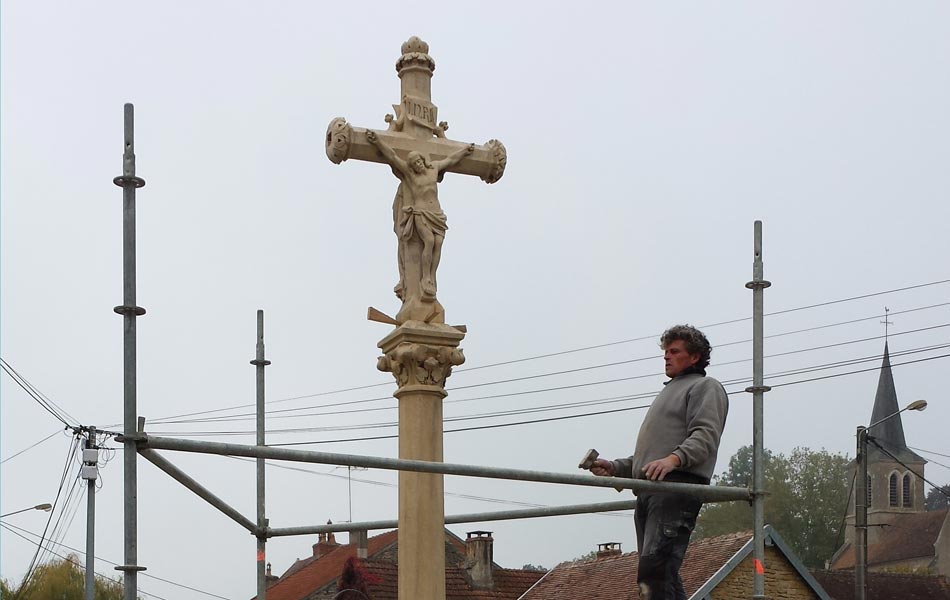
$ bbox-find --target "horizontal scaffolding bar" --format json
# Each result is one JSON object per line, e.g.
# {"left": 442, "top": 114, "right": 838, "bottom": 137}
{"left": 137, "top": 435, "right": 750, "bottom": 503}
{"left": 268, "top": 499, "right": 638, "bottom": 537}
{"left": 139, "top": 448, "right": 258, "bottom": 534}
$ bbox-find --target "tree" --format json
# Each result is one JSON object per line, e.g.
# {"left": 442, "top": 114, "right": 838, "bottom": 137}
{"left": 925, "top": 484, "right": 950, "bottom": 511}
{"left": 520, "top": 564, "right": 548, "bottom": 572}
{"left": 4, "top": 554, "right": 126, "bottom": 600}
{"left": 693, "top": 445, "right": 851, "bottom": 568}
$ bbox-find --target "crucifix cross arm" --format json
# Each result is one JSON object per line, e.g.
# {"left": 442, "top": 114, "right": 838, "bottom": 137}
{"left": 323, "top": 36, "right": 507, "bottom": 326}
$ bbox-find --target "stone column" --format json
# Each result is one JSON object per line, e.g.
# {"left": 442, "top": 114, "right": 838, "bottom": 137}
{"left": 377, "top": 321, "right": 465, "bottom": 600}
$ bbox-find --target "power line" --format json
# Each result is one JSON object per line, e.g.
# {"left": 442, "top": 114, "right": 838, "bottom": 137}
{"left": 907, "top": 447, "right": 950, "bottom": 472}
{"left": 154, "top": 324, "right": 950, "bottom": 426}
{"left": 0, "top": 522, "right": 171, "bottom": 600}
{"left": 144, "top": 301, "right": 950, "bottom": 426}
{"left": 1, "top": 358, "right": 79, "bottom": 428}
{"left": 14, "top": 434, "right": 81, "bottom": 600}
{"left": 1, "top": 428, "right": 66, "bottom": 464}
{"left": 265, "top": 352, "right": 950, "bottom": 447}
{"left": 867, "top": 437, "right": 950, "bottom": 501}
{"left": 146, "top": 344, "right": 950, "bottom": 438}
{"left": 0, "top": 520, "right": 231, "bottom": 599}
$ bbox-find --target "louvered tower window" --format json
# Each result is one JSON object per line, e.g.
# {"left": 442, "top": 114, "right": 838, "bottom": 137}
{"left": 903, "top": 473, "right": 913, "bottom": 507}
{"left": 867, "top": 474, "right": 872, "bottom": 508}
{"left": 889, "top": 473, "right": 899, "bottom": 507}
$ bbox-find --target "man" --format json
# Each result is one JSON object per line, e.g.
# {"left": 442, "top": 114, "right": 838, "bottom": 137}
{"left": 589, "top": 324, "right": 728, "bottom": 600}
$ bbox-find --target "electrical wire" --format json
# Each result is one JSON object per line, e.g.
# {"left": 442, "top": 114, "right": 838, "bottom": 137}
{"left": 906, "top": 447, "right": 950, "bottom": 472}
{"left": 0, "top": 522, "right": 171, "bottom": 600}
{"left": 143, "top": 302, "right": 950, "bottom": 426}
{"left": 0, "top": 520, "right": 230, "bottom": 599}
{"left": 265, "top": 351, "right": 950, "bottom": 446}
{"left": 136, "top": 288, "right": 950, "bottom": 427}
{"left": 14, "top": 434, "right": 81, "bottom": 600}
{"left": 171, "top": 329, "right": 950, "bottom": 429}
{"left": 1, "top": 358, "right": 79, "bottom": 428}
{"left": 1, "top": 428, "right": 67, "bottom": 464}
{"left": 146, "top": 345, "right": 950, "bottom": 438}
{"left": 867, "top": 437, "right": 950, "bottom": 501}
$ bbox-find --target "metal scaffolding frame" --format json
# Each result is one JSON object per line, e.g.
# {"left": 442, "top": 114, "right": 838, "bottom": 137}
{"left": 114, "top": 104, "right": 770, "bottom": 599}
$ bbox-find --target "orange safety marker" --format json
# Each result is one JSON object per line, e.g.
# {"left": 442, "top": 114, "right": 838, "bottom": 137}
{"left": 754, "top": 558, "right": 765, "bottom": 574}
{"left": 257, "top": 550, "right": 266, "bottom": 562}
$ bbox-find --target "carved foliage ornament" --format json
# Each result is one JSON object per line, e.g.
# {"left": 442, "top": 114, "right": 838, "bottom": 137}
{"left": 326, "top": 117, "right": 352, "bottom": 164}
{"left": 377, "top": 342, "right": 465, "bottom": 389}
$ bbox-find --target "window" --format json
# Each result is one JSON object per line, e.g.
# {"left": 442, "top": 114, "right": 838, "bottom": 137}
{"left": 889, "top": 473, "right": 899, "bottom": 507}
{"left": 867, "top": 474, "right": 872, "bottom": 508}
{"left": 903, "top": 473, "right": 913, "bottom": 507}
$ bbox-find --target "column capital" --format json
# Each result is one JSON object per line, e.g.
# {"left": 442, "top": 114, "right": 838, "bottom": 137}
{"left": 377, "top": 321, "right": 466, "bottom": 393}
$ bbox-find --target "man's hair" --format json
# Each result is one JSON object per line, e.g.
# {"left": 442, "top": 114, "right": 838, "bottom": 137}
{"left": 659, "top": 324, "right": 712, "bottom": 370}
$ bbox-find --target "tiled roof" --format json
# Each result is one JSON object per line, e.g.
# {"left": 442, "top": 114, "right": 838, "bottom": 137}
{"left": 831, "top": 509, "right": 949, "bottom": 569}
{"left": 520, "top": 530, "right": 752, "bottom": 599}
{"left": 812, "top": 569, "right": 950, "bottom": 600}
{"left": 358, "top": 561, "right": 544, "bottom": 599}
{"left": 257, "top": 530, "right": 399, "bottom": 600}
{"left": 256, "top": 529, "right": 542, "bottom": 600}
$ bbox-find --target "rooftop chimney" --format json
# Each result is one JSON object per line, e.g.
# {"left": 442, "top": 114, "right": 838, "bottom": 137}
{"left": 596, "top": 542, "right": 622, "bottom": 559}
{"left": 464, "top": 530, "right": 494, "bottom": 590}
{"left": 312, "top": 520, "right": 341, "bottom": 559}
{"left": 351, "top": 529, "right": 369, "bottom": 559}
{"left": 265, "top": 562, "right": 280, "bottom": 587}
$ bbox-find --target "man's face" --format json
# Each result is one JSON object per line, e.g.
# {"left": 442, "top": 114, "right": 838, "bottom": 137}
{"left": 410, "top": 155, "right": 426, "bottom": 173}
{"left": 663, "top": 339, "right": 701, "bottom": 378}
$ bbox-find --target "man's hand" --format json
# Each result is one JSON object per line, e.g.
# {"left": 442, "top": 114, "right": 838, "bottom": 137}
{"left": 642, "top": 454, "right": 681, "bottom": 481}
{"left": 366, "top": 130, "right": 378, "bottom": 145}
{"left": 589, "top": 458, "right": 615, "bottom": 477}
{"left": 466, "top": 142, "right": 475, "bottom": 154}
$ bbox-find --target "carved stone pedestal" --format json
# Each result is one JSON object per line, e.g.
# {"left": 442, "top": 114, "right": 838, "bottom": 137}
{"left": 377, "top": 321, "right": 465, "bottom": 600}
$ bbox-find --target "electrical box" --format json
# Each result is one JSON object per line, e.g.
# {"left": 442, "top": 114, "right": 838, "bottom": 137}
{"left": 81, "top": 465, "right": 98, "bottom": 481}
{"left": 83, "top": 449, "right": 99, "bottom": 464}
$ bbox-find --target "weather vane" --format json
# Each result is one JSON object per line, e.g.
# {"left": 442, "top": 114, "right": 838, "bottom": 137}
{"left": 880, "top": 306, "right": 893, "bottom": 341}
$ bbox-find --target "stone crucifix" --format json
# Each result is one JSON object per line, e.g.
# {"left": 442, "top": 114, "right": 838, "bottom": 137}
{"left": 325, "top": 37, "right": 507, "bottom": 600}
{"left": 326, "top": 35, "right": 506, "bottom": 325}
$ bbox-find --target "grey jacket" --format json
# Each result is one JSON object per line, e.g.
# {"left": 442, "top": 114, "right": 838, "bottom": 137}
{"left": 611, "top": 372, "right": 728, "bottom": 482}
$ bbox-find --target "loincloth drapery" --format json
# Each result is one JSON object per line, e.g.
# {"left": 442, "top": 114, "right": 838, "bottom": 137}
{"left": 398, "top": 206, "right": 448, "bottom": 240}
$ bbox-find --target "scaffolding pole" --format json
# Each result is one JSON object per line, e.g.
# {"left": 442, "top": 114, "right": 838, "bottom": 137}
{"left": 746, "top": 220, "right": 772, "bottom": 599}
{"left": 132, "top": 435, "right": 751, "bottom": 502}
{"left": 268, "top": 499, "right": 640, "bottom": 537}
{"left": 113, "top": 103, "right": 147, "bottom": 600}
{"left": 251, "top": 310, "right": 271, "bottom": 599}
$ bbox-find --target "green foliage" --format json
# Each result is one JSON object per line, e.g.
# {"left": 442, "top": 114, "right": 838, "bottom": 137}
{"left": 925, "top": 484, "right": 950, "bottom": 511}
{"left": 570, "top": 550, "right": 598, "bottom": 562}
{"left": 694, "top": 445, "right": 851, "bottom": 569}
{"left": 5, "top": 554, "right": 126, "bottom": 600}
{"left": 520, "top": 564, "right": 548, "bottom": 572}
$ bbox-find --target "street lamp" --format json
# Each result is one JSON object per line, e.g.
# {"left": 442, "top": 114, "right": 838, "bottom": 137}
{"left": 855, "top": 399, "right": 927, "bottom": 600}
{"left": 0, "top": 503, "right": 53, "bottom": 519}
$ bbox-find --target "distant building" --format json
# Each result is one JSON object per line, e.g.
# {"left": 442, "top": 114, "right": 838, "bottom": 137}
{"left": 254, "top": 528, "right": 543, "bottom": 600}
{"left": 518, "top": 527, "right": 832, "bottom": 600}
{"left": 828, "top": 343, "right": 950, "bottom": 576}
{"left": 812, "top": 569, "right": 950, "bottom": 600}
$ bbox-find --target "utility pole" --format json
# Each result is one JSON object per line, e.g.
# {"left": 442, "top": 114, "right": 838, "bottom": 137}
{"left": 82, "top": 427, "right": 99, "bottom": 600}
{"left": 855, "top": 426, "right": 868, "bottom": 600}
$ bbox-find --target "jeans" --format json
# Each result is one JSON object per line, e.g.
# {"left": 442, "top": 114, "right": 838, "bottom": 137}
{"left": 634, "top": 475, "right": 705, "bottom": 600}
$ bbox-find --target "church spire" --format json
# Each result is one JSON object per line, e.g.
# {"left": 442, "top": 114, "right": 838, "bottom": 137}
{"left": 868, "top": 343, "right": 906, "bottom": 447}
{"left": 867, "top": 342, "right": 925, "bottom": 463}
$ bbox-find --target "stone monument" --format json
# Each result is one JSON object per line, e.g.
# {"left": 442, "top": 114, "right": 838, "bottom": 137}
{"left": 326, "top": 37, "right": 506, "bottom": 600}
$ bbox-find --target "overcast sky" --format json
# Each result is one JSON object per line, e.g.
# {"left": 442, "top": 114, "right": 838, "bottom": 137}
{"left": 3, "top": 2, "right": 949, "bottom": 599}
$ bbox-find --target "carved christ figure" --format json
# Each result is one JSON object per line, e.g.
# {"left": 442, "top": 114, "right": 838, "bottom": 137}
{"left": 367, "top": 129, "right": 474, "bottom": 300}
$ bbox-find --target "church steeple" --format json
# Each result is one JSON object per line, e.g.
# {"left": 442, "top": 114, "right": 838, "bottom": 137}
{"left": 867, "top": 342, "right": 924, "bottom": 463}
